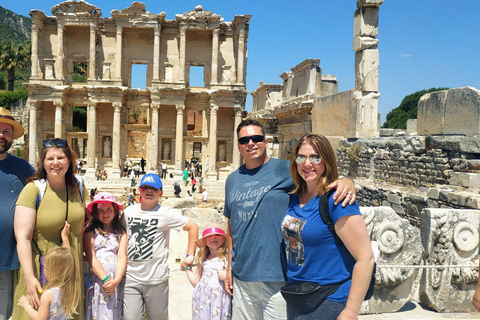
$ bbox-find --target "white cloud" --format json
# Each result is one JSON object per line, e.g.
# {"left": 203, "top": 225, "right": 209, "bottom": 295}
{"left": 399, "top": 53, "right": 411, "bottom": 58}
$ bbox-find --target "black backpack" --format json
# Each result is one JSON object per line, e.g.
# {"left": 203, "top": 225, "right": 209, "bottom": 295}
{"left": 319, "top": 189, "right": 376, "bottom": 300}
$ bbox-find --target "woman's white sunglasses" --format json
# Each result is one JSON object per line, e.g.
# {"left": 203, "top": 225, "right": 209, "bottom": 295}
{"left": 295, "top": 154, "right": 322, "bottom": 165}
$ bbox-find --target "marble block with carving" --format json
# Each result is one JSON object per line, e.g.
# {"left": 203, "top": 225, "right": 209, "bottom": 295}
{"left": 420, "top": 208, "right": 479, "bottom": 312}
{"left": 359, "top": 206, "right": 423, "bottom": 314}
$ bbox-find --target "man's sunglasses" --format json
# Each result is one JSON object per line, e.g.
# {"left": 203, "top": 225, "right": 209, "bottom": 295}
{"left": 295, "top": 154, "right": 322, "bottom": 165}
{"left": 43, "top": 139, "right": 68, "bottom": 148}
{"left": 238, "top": 135, "right": 265, "bottom": 145}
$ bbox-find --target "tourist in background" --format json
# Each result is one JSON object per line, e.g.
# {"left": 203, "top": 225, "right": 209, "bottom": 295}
{"left": 161, "top": 161, "right": 168, "bottom": 179}
{"left": 282, "top": 134, "right": 373, "bottom": 319}
{"left": 184, "top": 167, "right": 189, "bottom": 186}
{"left": 224, "top": 119, "right": 356, "bottom": 320}
{"left": 202, "top": 188, "right": 208, "bottom": 203}
{"left": 13, "top": 138, "right": 86, "bottom": 320}
{"left": 84, "top": 192, "right": 127, "bottom": 320}
{"left": 0, "top": 107, "right": 35, "bottom": 320}
{"left": 185, "top": 223, "right": 232, "bottom": 320}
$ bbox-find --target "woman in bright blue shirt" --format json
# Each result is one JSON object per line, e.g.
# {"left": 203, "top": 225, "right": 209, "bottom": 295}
{"left": 281, "top": 134, "right": 374, "bottom": 320}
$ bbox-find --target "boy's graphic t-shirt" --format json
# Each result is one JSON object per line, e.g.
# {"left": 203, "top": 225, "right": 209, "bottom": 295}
{"left": 124, "top": 203, "right": 188, "bottom": 284}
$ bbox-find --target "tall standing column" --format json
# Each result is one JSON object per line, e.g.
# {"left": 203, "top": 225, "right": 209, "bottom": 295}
{"left": 174, "top": 105, "right": 185, "bottom": 170}
{"left": 233, "top": 106, "right": 242, "bottom": 169}
{"left": 54, "top": 102, "right": 63, "bottom": 138}
{"left": 89, "top": 24, "right": 97, "bottom": 81}
{"left": 208, "top": 104, "right": 218, "bottom": 180}
{"left": 201, "top": 109, "right": 209, "bottom": 173}
{"left": 179, "top": 26, "right": 186, "bottom": 83}
{"left": 112, "top": 102, "right": 122, "bottom": 176}
{"left": 237, "top": 29, "right": 245, "bottom": 85}
{"left": 211, "top": 29, "right": 219, "bottom": 84}
{"left": 28, "top": 100, "right": 38, "bottom": 165}
{"left": 115, "top": 26, "right": 123, "bottom": 80}
{"left": 153, "top": 25, "right": 161, "bottom": 82}
{"left": 86, "top": 102, "right": 97, "bottom": 177}
{"left": 57, "top": 22, "right": 64, "bottom": 80}
{"left": 31, "top": 25, "right": 39, "bottom": 78}
{"left": 150, "top": 104, "right": 159, "bottom": 172}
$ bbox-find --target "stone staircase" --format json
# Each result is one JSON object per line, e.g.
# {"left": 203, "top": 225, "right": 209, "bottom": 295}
{"left": 80, "top": 173, "right": 226, "bottom": 203}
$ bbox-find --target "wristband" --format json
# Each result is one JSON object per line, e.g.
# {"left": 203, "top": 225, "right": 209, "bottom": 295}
{"left": 185, "top": 266, "right": 191, "bottom": 271}
{"left": 102, "top": 275, "right": 110, "bottom": 283}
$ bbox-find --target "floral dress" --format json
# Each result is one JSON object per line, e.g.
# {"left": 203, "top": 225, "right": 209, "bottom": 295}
{"left": 85, "top": 230, "right": 124, "bottom": 319}
{"left": 192, "top": 257, "right": 232, "bottom": 320}
{"left": 48, "top": 287, "right": 67, "bottom": 320}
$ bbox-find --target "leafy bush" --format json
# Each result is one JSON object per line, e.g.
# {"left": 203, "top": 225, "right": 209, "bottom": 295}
{"left": 0, "top": 89, "right": 28, "bottom": 108}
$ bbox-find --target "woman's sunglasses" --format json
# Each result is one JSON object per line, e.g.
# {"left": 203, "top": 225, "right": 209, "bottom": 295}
{"left": 238, "top": 135, "right": 265, "bottom": 145}
{"left": 295, "top": 154, "right": 322, "bottom": 165}
{"left": 43, "top": 139, "right": 68, "bottom": 148}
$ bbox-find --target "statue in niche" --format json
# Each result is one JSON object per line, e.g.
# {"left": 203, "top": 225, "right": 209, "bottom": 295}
{"left": 103, "top": 137, "right": 111, "bottom": 158}
{"left": 218, "top": 143, "right": 226, "bottom": 162}
{"left": 163, "top": 143, "right": 170, "bottom": 160}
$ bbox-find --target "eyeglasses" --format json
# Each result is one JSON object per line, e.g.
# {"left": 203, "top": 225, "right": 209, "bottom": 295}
{"left": 295, "top": 154, "right": 322, "bottom": 165}
{"left": 0, "top": 114, "right": 15, "bottom": 121}
{"left": 43, "top": 139, "right": 68, "bottom": 148}
{"left": 238, "top": 135, "right": 265, "bottom": 145}
{"left": 140, "top": 185, "right": 159, "bottom": 191}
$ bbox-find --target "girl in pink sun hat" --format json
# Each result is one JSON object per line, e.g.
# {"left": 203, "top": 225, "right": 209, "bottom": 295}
{"left": 185, "top": 222, "right": 232, "bottom": 319}
{"left": 83, "top": 192, "right": 127, "bottom": 320}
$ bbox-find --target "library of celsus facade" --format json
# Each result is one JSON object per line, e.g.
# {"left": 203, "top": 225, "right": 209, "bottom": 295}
{"left": 26, "top": 1, "right": 250, "bottom": 179}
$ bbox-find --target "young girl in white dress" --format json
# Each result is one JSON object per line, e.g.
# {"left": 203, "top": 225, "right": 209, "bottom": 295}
{"left": 18, "top": 245, "right": 80, "bottom": 320}
{"left": 185, "top": 223, "right": 232, "bottom": 320}
{"left": 83, "top": 192, "right": 127, "bottom": 320}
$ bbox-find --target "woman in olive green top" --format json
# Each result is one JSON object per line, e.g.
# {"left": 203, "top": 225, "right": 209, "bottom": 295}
{"left": 13, "top": 139, "right": 86, "bottom": 320}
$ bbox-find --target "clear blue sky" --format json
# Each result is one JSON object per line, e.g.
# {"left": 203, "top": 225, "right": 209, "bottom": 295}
{"left": 3, "top": 0, "right": 479, "bottom": 124}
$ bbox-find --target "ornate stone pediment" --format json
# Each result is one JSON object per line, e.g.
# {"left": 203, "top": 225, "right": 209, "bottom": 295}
{"left": 175, "top": 5, "right": 222, "bottom": 27}
{"left": 111, "top": 1, "right": 161, "bottom": 20}
{"left": 51, "top": 0, "right": 101, "bottom": 17}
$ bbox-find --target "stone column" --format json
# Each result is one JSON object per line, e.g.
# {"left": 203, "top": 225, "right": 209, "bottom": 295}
{"left": 233, "top": 106, "right": 242, "bottom": 170}
{"left": 86, "top": 102, "right": 97, "bottom": 177}
{"left": 28, "top": 100, "right": 38, "bottom": 165}
{"left": 237, "top": 29, "right": 245, "bottom": 85}
{"left": 352, "top": 0, "right": 383, "bottom": 138}
{"left": 31, "top": 24, "right": 39, "bottom": 78}
{"left": 153, "top": 25, "right": 161, "bottom": 82}
{"left": 89, "top": 23, "right": 97, "bottom": 81}
{"left": 179, "top": 25, "right": 186, "bottom": 83}
{"left": 174, "top": 105, "right": 185, "bottom": 170}
{"left": 54, "top": 102, "right": 63, "bottom": 138}
{"left": 111, "top": 102, "right": 122, "bottom": 176}
{"left": 208, "top": 104, "right": 218, "bottom": 179}
{"left": 201, "top": 109, "right": 209, "bottom": 173}
{"left": 115, "top": 26, "right": 123, "bottom": 80}
{"left": 211, "top": 29, "right": 219, "bottom": 84}
{"left": 57, "top": 22, "right": 64, "bottom": 80}
{"left": 150, "top": 104, "right": 160, "bottom": 172}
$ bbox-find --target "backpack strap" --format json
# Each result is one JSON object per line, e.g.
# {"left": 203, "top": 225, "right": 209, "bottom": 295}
{"left": 319, "top": 188, "right": 344, "bottom": 247}
{"left": 35, "top": 176, "right": 84, "bottom": 210}
{"left": 34, "top": 179, "right": 48, "bottom": 210}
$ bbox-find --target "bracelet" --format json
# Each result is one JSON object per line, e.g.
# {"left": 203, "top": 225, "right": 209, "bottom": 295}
{"left": 102, "top": 275, "right": 109, "bottom": 283}
{"left": 185, "top": 266, "right": 191, "bottom": 271}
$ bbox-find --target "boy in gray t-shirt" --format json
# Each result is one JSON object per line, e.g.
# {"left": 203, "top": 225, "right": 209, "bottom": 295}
{"left": 123, "top": 173, "right": 198, "bottom": 320}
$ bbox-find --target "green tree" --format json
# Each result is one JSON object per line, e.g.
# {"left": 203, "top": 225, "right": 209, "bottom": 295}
{"left": 0, "top": 40, "right": 31, "bottom": 91}
{"left": 383, "top": 87, "right": 449, "bottom": 129}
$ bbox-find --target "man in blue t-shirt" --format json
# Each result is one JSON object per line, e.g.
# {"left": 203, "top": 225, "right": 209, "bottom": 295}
{"left": 0, "top": 107, "right": 35, "bottom": 320}
{"left": 224, "top": 119, "right": 356, "bottom": 320}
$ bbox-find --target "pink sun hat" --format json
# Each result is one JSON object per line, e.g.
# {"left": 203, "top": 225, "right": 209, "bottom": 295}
{"left": 86, "top": 191, "right": 123, "bottom": 212}
{"left": 194, "top": 222, "right": 227, "bottom": 247}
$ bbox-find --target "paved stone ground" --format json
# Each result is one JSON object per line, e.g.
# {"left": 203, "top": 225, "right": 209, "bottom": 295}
{"left": 168, "top": 268, "right": 480, "bottom": 320}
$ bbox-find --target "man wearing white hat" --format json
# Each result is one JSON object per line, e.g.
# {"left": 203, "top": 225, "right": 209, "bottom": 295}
{"left": 0, "top": 107, "right": 35, "bottom": 320}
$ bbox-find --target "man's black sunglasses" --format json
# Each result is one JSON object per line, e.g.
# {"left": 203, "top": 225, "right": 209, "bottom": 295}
{"left": 43, "top": 139, "right": 68, "bottom": 148}
{"left": 238, "top": 135, "right": 265, "bottom": 145}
